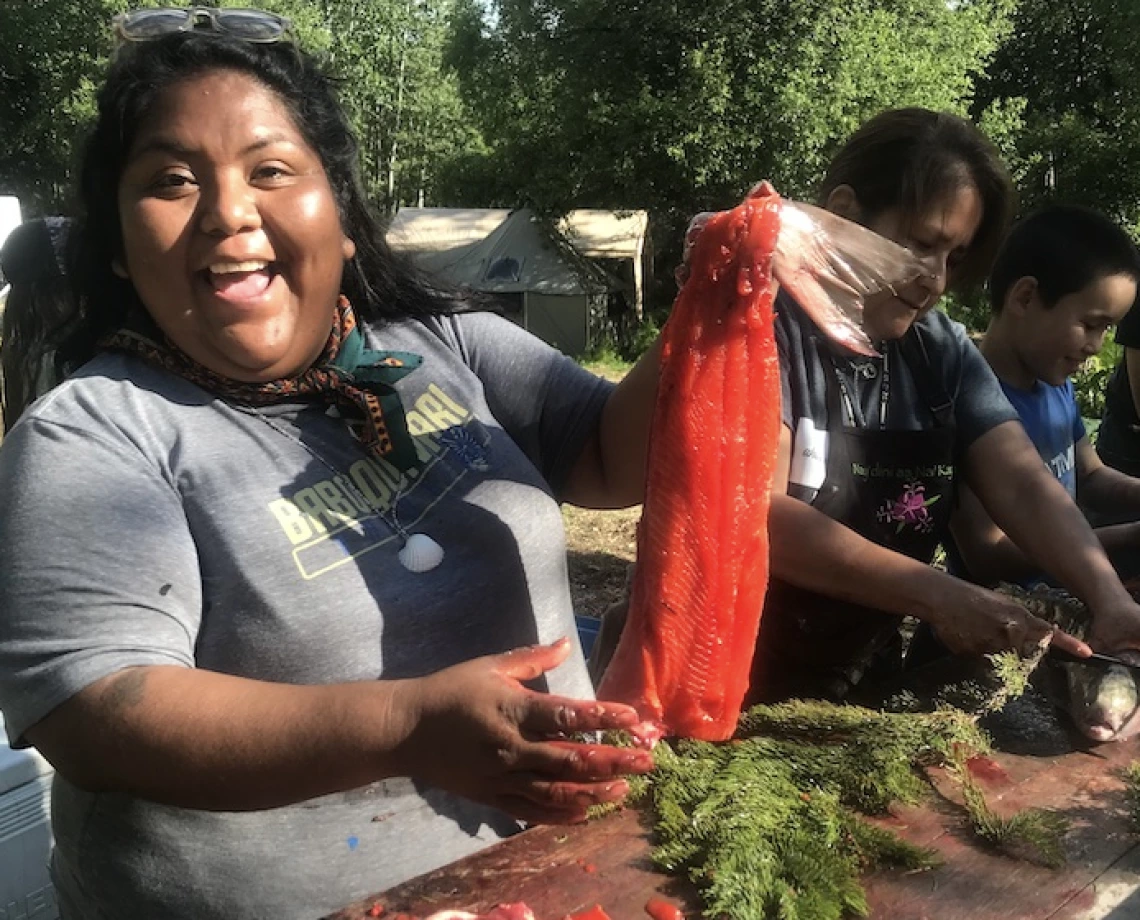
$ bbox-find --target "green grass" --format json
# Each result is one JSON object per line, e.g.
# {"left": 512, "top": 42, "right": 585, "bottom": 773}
{"left": 579, "top": 346, "right": 633, "bottom": 382}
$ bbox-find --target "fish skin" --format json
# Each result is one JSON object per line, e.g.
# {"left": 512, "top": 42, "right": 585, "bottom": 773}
{"left": 595, "top": 186, "right": 784, "bottom": 741}
{"left": 1062, "top": 650, "right": 1140, "bottom": 743}
{"left": 999, "top": 584, "right": 1140, "bottom": 743}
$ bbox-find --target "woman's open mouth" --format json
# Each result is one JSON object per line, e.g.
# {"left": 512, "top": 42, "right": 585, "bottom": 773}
{"left": 202, "top": 260, "right": 280, "bottom": 304}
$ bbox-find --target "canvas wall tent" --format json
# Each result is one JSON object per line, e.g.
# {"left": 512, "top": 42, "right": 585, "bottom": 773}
{"left": 386, "top": 208, "right": 512, "bottom": 255}
{"left": 386, "top": 207, "right": 649, "bottom": 357}
{"left": 555, "top": 209, "right": 650, "bottom": 318}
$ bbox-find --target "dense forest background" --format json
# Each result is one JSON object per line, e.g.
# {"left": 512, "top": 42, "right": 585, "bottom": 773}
{"left": 3, "top": 0, "right": 1138, "bottom": 408}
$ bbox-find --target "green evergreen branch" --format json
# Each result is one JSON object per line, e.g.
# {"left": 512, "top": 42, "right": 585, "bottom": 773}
{"left": 593, "top": 697, "right": 1075, "bottom": 919}
{"left": 948, "top": 748, "right": 1069, "bottom": 869}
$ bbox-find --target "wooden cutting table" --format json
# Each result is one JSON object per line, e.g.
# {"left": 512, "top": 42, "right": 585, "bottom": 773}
{"left": 327, "top": 732, "right": 1140, "bottom": 920}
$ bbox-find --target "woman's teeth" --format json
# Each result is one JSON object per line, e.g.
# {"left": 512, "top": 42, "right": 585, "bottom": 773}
{"left": 209, "top": 260, "right": 270, "bottom": 275}
{"left": 205, "top": 261, "right": 275, "bottom": 299}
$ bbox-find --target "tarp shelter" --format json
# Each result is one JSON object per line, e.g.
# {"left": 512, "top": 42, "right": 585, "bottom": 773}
{"left": 387, "top": 207, "right": 648, "bottom": 356}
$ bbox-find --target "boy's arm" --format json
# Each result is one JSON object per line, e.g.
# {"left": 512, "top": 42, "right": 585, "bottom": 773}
{"left": 954, "top": 435, "right": 1140, "bottom": 576}
{"left": 1076, "top": 436, "right": 1140, "bottom": 516}
{"left": 949, "top": 482, "right": 1040, "bottom": 586}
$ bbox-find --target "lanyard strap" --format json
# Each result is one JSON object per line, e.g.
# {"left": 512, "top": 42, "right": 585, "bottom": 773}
{"left": 828, "top": 349, "right": 891, "bottom": 430}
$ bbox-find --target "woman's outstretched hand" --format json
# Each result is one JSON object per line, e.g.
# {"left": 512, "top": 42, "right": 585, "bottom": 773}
{"left": 392, "top": 638, "right": 654, "bottom": 825}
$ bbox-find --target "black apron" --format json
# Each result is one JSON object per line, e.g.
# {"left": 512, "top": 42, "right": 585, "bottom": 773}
{"left": 749, "top": 329, "right": 957, "bottom": 702}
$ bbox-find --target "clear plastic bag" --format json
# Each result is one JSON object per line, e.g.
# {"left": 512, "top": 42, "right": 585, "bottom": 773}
{"left": 678, "top": 183, "right": 934, "bottom": 356}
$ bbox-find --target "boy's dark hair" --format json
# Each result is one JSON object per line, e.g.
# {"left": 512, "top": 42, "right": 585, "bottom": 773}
{"left": 989, "top": 204, "right": 1140, "bottom": 312}
{"left": 819, "top": 107, "right": 1015, "bottom": 291}
{"left": 52, "top": 31, "right": 466, "bottom": 383}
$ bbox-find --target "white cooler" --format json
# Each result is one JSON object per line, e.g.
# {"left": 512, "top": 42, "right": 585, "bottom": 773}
{"left": 0, "top": 716, "right": 57, "bottom": 920}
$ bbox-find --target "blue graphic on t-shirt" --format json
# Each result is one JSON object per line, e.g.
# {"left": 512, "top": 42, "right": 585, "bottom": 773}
{"left": 1000, "top": 379, "right": 1086, "bottom": 498}
{"left": 439, "top": 426, "right": 490, "bottom": 471}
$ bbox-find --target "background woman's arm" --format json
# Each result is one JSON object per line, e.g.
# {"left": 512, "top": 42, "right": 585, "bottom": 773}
{"left": 963, "top": 420, "right": 1140, "bottom": 649}
{"left": 767, "top": 425, "right": 1085, "bottom": 656}
{"left": 1075, "top": 435, "right": 1140, "bottom": 516}
{"left": 951, "top": 436, "right": 1140, "bottom": 585}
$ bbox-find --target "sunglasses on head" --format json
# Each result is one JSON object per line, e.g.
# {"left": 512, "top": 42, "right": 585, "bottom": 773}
{"left": 112, "top": 7, "right": 293, "bottom": 44}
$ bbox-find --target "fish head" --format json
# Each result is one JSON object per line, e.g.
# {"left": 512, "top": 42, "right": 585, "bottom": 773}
{"left": 1064, "top": 659, "right": 1140, "bottom": 743}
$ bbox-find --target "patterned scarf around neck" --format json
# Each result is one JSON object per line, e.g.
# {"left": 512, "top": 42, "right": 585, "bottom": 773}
{"left": 100, "top": 296, "right": 423, "bottom": 471}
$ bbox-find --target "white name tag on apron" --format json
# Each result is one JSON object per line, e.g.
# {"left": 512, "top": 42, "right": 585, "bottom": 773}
{"left": 789, "top": 417, "right": 829, "bottom": 491}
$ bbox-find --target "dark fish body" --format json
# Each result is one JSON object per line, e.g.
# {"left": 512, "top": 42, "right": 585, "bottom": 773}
{"left": 998, "top": 584, "right": 1140, "bottom": 743}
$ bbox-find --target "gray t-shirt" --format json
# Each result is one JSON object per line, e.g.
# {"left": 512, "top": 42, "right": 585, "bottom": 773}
{"left": 776, "top": 293, "right": 1019, "bottom": 495}
{"left": 0, "top": 310, "right": 611, "bottom": 920}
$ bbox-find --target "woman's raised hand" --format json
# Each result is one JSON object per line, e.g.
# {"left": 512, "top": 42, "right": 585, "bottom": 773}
{"left": 391, "top": 638, "right": 653, "bottom": 825}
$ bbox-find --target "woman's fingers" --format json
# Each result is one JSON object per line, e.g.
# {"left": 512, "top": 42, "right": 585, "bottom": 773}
{"left": 517, "top": 692, "right": 642, "bottom": 737}
{"left": 1049, "top": 626, "right": 1092, "bottom": 658}
{"left": 502, "top": 738, "right": 652, "bottom": 784}
{"left": 493, "top": 794, "right": 591, "bottom": 827}
{"left": 525, "top": 740, "right": 654, "bottom": 779}
{"left": 493, "top": 638, "right": 573, "bottom": 682}
{"left": 511, "top": 776, "right": 631, "bottom": 811}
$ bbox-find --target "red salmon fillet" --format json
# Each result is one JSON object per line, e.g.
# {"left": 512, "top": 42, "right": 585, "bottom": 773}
{"left": 596, "top": 185, "right": 783, "bottom": 741}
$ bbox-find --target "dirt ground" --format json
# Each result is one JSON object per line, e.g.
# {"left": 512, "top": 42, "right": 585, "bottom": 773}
{"left": 562, "top": 358, "right": 640, "bottom": 618}
{"left": 562, "top": 504, "right": 640, "bottom": 618}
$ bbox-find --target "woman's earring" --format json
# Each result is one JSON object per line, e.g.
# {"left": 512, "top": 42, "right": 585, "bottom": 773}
{"left": 342, "top": 236, "right": 356, "bottom": 261}
{"left": 111, "top": 258, "right": 129, "bottom": 279}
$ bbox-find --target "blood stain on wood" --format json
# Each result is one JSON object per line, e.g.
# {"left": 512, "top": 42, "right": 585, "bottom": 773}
{"left": 966, "top": 755, "right": 1008, "bottom": 784}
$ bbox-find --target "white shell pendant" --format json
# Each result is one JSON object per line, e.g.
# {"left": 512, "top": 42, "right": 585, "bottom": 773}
{"left": 398, "top": 533, "right": 445, "bottom": 573}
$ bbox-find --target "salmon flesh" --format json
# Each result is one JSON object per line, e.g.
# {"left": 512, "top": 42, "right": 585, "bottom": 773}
{"left": 596, "top": 184, "right": 785, "bottom": 741}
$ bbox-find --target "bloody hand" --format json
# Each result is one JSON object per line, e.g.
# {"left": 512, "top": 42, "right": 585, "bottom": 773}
{"left": 393, "top": 638, "right": 654, "bottom": 825}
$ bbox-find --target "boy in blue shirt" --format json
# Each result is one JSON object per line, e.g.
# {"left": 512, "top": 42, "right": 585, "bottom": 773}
{"left": 952, "top": 204, "right": 1140, "bottom": 585}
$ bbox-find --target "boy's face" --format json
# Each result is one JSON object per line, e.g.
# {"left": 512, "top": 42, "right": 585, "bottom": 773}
{"left": 1016, "top": 273, "right": 1137, "bottom": 386}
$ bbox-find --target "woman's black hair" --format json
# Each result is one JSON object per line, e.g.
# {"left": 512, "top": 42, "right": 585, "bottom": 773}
{"left": 54, "top": 31, "right": 466, "bottom": 380}
{"left": 1, "top": 217, "right": 75, "bottom": 428}
{"left": 818, "top": 107, "right": 1016, "bottom": 291}
{"left": 988, "top": 204, "right": 1140, "bottom": 312}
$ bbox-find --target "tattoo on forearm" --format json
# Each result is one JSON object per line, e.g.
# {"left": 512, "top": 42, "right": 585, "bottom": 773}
{"left": 102, "top": 669, "right": 149, "bottom": 712}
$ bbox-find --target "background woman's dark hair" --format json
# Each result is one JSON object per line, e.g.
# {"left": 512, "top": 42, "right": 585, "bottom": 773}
{"left": 55, "top": 31, "right": 464, "bottom": 381}
{"left": 818, "top": 107, "right": 1015, "bottom": 291}
{"left": 988, "top": 204, "right": 1140, "bottom": 312}
{"left": 0, "top": 217, "right": 75, "bottom": 428}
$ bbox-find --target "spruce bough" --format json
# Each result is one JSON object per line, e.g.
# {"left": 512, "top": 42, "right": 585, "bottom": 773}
{"left": 603, "top": 666, "right": 1069, "bottom": 920}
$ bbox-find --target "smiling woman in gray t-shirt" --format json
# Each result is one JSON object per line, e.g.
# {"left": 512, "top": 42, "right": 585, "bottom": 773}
{"left": 0, "top": 24, "right": 656, "bottom": 920}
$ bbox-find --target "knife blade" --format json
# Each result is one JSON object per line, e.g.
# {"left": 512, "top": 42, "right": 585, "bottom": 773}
{"left": 1047, "top": 645, "right": 1140, "bottom": 671}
